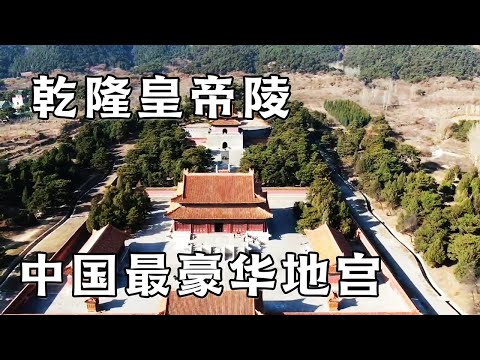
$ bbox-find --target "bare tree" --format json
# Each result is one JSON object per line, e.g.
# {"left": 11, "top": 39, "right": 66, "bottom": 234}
{"left": 423, "top": 106, "right": 459, "bottom": 141}
{"left": 469, "top": 123, "right": 480, "bottom": 170}
{"left": 436, "top": 117, "right": 451, "bottom": 140}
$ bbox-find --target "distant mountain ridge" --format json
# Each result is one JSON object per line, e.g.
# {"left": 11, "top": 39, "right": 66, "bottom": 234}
{"left": 1, "top": 45, "right": 479, "bottom": 82}
{"left": 343, "top": 45, "right": 480, "bottom": 82}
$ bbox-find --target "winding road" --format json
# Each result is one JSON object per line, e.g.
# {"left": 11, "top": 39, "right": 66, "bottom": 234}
{"left": 319, "top": 147, "right": 463, "bottom": 315}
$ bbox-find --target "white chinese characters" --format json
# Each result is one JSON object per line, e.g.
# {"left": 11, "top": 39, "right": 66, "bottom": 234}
{"left": 138, "top": 75, "right": 182, "bottom": 119}
{"left": 281, "top": 252, "right": 330, "bottom": 296}
{"left": 177, "top": 252, "right": 223, "bottom": 297}
{"left": 21, "top": 252, "right": 63, "bottom": 297}
{"left": 244, "top": 75, "right": 291, "bottom": 120}
{"left": 125, "top": 253, "right": 171, "bottom": 297}
{"left": 229, "top": 253, "right": 277, "bottom": 297}
{"left": 20, "top": 251, "right": 382, "bottom": 299}
{"left": 31, "top": 73, "right": 292, "bottom": 121}
{"left": 337, "top": 252, "right": 381, "bottom": 297}
{"left": 32, "top": 74, "right": 77, "bottom": 119}
{"left": 190, "top": 74, "right": 234, "bottom": 120}
{"left": 72, "top": 254, "right": 117, "bottom": 297}
{"left": 85, "top": 75, "right": 132, "bottom": 119}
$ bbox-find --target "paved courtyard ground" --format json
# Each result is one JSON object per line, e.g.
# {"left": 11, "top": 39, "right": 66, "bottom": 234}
{"left": 24, "top": 192, "right": 413, "bottom": 314}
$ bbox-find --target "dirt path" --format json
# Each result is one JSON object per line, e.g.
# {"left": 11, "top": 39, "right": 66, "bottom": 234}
{"left": 365, "top": 197, "right": 478, "bottom": 314}
{"left": 0, "top": 215, "right": 65, "bottom": 276}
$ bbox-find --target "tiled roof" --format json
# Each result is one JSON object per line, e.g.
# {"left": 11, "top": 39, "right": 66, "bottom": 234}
{"left": 174, "top": 170, "right": 266, "bottom": 204}
{"left": 184, "top": 123, "right": 210, "bottom": 128}
{"left": 166, "top": 204, "right": 273, "bottom": 220}
{"left": 211, "top": 119, "right": 241, "bottom": 126}
{"left": 64, "top": 224, "right": 128, "bottom": 275}
{"left": 87, "top": 224, "right": 129, "bottom": 253}
{"left": 305, "top": 223, "right": 352, "bottom": 266}
{"left": 165, "top": 291, "right": 261, "bottom": 315}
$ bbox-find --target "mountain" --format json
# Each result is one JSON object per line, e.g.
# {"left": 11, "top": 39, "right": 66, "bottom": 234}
{"left": 343, "top": 45, "right": 480, "bottom": 82}
{"left": 1, "top": 45, "right": 479, "bottom": 83}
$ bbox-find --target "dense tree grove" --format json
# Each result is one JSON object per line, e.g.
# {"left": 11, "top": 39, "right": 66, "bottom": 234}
{"left": 9, "top": 46, "right": 133, "bottom": 75}
{"left": 326, "top": 103, "right": 480, "bottom": 282}
{"left": 181, "top": 46, "right": 258, "bottom": 74}
{"left": 86, "top": 183, "right": 151, "bottom": 232}
{"left": 0, "top": 46, "right": 25, "bottom": 78}
{"left": 324, "top": 100, "right": 371, "bottom": 127}
{"left": 0, "top": 45, "right": 343, "bottom": 78}
{"left": 117, "top": 120, "right": 213, "bottom": 187}
{"left": 2, "top": 46, "right": 480, "bottom": 82}
{"left": 135, "top": 45, "right": 343, "bottom": 75}
{"left": 132, "top": 45, "right": 191, "bottom": 73}
{"left": 240, "top": 101, "right": 352, "bottom": 236}
{"left": 354, "top": 117, "right": 421, "bottom": 202}
{"left": 449, "top": 120, "right": 479, "bottom": 142}
{"left": 240, "top": 101, "right": 327, "bottom": 186}
{"left": 75, "top": 119, "right": 133, "bottom": 170}
{"left": 336, "top": 126, "right": 365, "bottom": 158}
{"left": 344, "top": 45, "right": 480, "bottom": 82}
{"left": 255, "top": 45, "right": 342, "bottom": 73}
{"left": 294, "top": 175, "right": 353, "bottom": 236}
{"left": 0, "top": 119, "right": 136, "bottom": 226}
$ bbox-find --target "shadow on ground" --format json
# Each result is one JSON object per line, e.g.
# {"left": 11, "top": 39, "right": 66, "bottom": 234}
{"left": 269, "top": 207, "right": 297, "bottom": 240}
{"left": 422, "top": 161, "right": 443, "bottom": 174}
{"left": 340, "top": 298, "right": 358, "bottom": 309}
{"left": 264, "top": 298, "right": 320, "bottom": 313}
{"left": 101, "top": 299, "right": 126, "bottom": 311}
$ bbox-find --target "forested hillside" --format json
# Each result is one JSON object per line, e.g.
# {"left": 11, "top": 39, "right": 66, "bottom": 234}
{"left": 0, "top": 45, "right": 343, "bottom": 77}
{"left": 0, "top": 46, "right": 25, "bottom": 78}
{"left": 324, "top": 100, "right": 480, "bottom": 283}
{"left": 2, "top": 45, "right": 480, "bottom": 82}
{"left": 344, "top": 45, "right": 480, "bottom": 82}
{"left": 9, "top": 45, "right": 133, "bottom": 74}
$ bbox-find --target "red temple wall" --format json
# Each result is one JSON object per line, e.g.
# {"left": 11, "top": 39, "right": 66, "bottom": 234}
{"left": 231, "top": 223, "right": 246, "bottom": 233}
{"left": 174, "top": 221, "right": 265, "bottom": 233}
{"left": 174, "top": 222, "right": 191, "bottom": 232}
{"left": 247, "top": 222, "right": 265, "bottom": 231}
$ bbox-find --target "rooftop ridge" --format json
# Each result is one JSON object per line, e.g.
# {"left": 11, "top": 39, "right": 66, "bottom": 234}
{"left": 185, "top": 172, "right": 253, "bottom": 176}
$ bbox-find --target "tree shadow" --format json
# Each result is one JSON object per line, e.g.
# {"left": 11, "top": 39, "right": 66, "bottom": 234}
{"left": 388, "top": 129, "right": 405, "bottom": 141}
{"left": 264, "top": 298, "right": 320, "bottom": 313}
{"left": 101, "top": 299, "right": 126, "bottom": 311}
{"left": 72, "top": 203, "right": 91, "bottom": 214}
{"left": 339, "top": 298, "right": 358, "bottom": 310}
{"left": 17, "top": 283, "right": 67, "bottom": 314}
{"left": 378, "top": 272, "right": 388, "bottom": 285}
{"left": 127, "top": 241, "right": 167, "bottom": 253}
{"left": 0, "top": 237, "right": 28, "bottom": 250}
{"left": 421, "top": 161, "right": 443, "bottom": 174}
{"left": 135, "top": 220, "right": 171, "bottom": 237}
{"left": 268, "top": 207, "right": 298, "bottom": 240}
{"left": 350, "top": 198, "right": 369, "bottom": 213}
{"left": 152, "top": 202, "right": 169, "bottom": 212}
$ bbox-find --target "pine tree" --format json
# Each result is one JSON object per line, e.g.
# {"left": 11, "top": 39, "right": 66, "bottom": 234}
{"left": 21, "top": 186, "right": 29, "bottom": 207}
{"left": 424, "top": 237, "right": 447, "bottom": 267}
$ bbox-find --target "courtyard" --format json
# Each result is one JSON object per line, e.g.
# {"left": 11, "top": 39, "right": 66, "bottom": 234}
{"left": 23, "top": 191, "right": 414, "bottom": 314}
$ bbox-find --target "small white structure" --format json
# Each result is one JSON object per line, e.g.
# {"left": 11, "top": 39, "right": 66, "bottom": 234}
{"left": 207, "top": 119, "right": 244, "bottom": 167}
{"left": 11, "top": 93, "right": 24, "bottom": 110}
{"left": 184, "top": 119, "right": 244, "bottom": 168}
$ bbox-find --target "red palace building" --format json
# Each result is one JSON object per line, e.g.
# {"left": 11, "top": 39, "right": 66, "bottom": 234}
{"left": 166, "top": 169, "right": 272, "bottom": 234}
